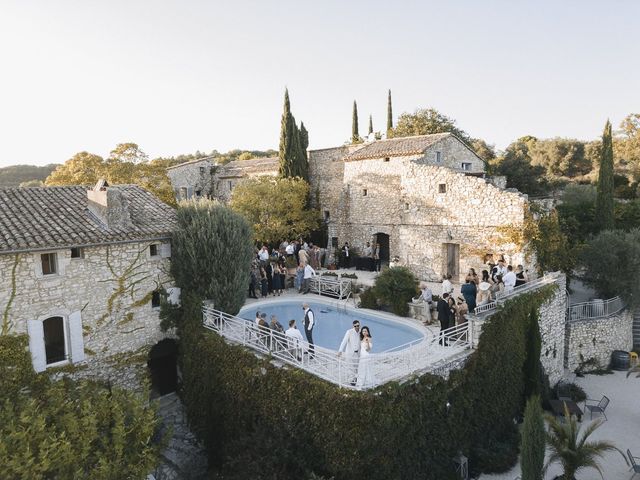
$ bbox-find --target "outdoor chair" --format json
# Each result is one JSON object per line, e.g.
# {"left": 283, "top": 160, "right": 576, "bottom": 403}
{"left": 583, "top": 395, "right": 609, "bottom": 421}
{"left": 556, "top": 381, "right": 572, "bottom": 402}
{"left": 627, "top": 449, "right": 640, "bottom": 477}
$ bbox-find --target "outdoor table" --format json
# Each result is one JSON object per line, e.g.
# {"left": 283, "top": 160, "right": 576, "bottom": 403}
{"left": 549, "top": 399, "right": 583, "bottom": 422}
{"left": 356, "top": 257, "right": 375, "bottom": 271}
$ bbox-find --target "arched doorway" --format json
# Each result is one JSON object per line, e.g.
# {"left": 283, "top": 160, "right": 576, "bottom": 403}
{"left": 148, "top": 339, "right": 178, "bottom": 397}
{"left": 373, "top": 232, "right": 390, "bottom": 263}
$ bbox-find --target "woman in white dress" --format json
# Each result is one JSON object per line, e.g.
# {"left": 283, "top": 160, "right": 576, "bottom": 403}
{"left": 356, "top": 326, "right": 374, "bottom": 387}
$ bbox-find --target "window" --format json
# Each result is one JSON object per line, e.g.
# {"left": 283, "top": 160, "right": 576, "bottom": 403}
{"left": 149, "top": 244, "right": 159, "bottom": 257}
{"left": 404, "top": 203, "right": 410, "bottom": 211}
{"left": 331, "top": 237, "right": 338, "bottom": 248}
{"left": 70, "top": 247, "right": 84, "bottom": 259}
{"left": 438, "top": 183, "right": 447, "bottom": 194}
{"left": 43, "top": 316, "right": 67, "bottom": 365}
{"left": 27, "top": 312, "right": 85, "bottom": 372}
{"left": 195, "top": 189, "right": 202, "bottom": 197}
{"left": 41, "top": 253, "right": 57, "bottom": 275}
{"left": 362, "top": 189, "right": 368, "bottom": 196}
{"left": 435, "top": 151, "right": 442, "bottom": 163}
{"left": 228, "top": 181, "right": 233, "bottom": 191}
{"left": 180, "top": 187, "right": 188, "bottom": 200}
{"left": 151, "top": 290, "right": 161, "bottom": 308}
{"left": 199, "top": 166, "right": 205, "bottom": 174}
{"left": 324, "top": 210, "right": 330, "bottom": 221}
{"left": 384, "top": 157, "right": 390, "bottom": 162}
{"left": 461, "top": 162, "right": 472, "bottom": 171}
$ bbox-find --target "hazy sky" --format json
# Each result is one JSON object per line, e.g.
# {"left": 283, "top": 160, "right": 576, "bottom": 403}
{"left": 1, "top": 0, "right": 639, "bottom": 168}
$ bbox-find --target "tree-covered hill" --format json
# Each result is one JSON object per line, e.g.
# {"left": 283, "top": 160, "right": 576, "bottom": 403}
{"left": 0, "top": 164, "right": 59, "bottom": 188}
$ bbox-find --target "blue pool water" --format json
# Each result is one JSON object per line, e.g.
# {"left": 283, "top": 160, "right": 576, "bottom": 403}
{"left": 238, "top": 301, "right": 425, "bottom": 352}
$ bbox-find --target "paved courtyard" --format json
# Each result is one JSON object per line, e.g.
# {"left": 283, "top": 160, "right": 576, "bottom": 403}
{"left": 480, "top": 370, "right": 639, "bottom": 480}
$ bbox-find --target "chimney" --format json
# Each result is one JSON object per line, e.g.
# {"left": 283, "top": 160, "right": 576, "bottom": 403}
{"left": 87, "top": 179, "right": 134, "bottom": 229}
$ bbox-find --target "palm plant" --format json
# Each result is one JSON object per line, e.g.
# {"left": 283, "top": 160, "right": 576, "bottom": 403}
{"left": 543, "top": 406, "right": 626, "bottom": 479}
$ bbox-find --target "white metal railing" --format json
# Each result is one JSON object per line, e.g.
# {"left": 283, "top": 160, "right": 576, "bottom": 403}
{"left": 310, "top": 276, "right": 352, "bottom": 300}
{"left": 202, "top": 304, "right": 470, "bottom": 390}
{"left": 566, "top": 296, "right": 624, "bottom": 322}
{"left": 474, "top": 273, "right": 560, "bottom": 315}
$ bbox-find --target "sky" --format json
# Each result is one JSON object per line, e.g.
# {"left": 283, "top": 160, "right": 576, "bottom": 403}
{"left": 0, "top": 0, "right": 639, "bottom": 168}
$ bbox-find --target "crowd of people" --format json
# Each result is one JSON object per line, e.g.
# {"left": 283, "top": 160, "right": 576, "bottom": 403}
{"left": 414, "top": 259, "right": 529, "bottom": 344}
{"left": 250, "top": 302, "right": 376, "bottom": 388}
{"left": 248, "top": 239, "right": 324, "bottom": 298}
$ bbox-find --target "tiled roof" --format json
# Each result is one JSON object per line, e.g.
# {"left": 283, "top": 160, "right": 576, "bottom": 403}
{"left": 0, "top": 185, "right": 177, "bottom": 253}
{"left": 217, "top": 157, "right": 279, "bottom": 178}
{"left": 166, "top": 156, "right": 216, "bottom": 171}
{"left": 343, "top": 133, "right": 452, "bottom": 161}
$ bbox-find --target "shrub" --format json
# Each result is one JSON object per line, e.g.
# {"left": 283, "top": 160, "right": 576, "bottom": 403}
{"left": 178, "top": 279, "right": 558, "bottom": 479}
{"left": 0, "top": 335, "right": 162, "bottom": 479}
{"left": 171, "top": 199, "right": 254, "bottom": 315}
{"left": 372, "top": 267, "right": 418, "bottom": 316}
{"left": 358, "top": 287, "right": 379, "bottom": 310}
{"left": 579, "top": 228, "right": 640, "bottom": 308}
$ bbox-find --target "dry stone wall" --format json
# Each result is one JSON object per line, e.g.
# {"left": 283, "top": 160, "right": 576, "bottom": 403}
{"left": 166, "top": 159, "right": 216, "bottom": 200}
{"left": 415, "top": 135, "right": 485, "bottom": 173}
{"left": 337, "top": 157, "right": 528, "bottom": 281}
{"left": 565, "top": 310, "right": 633, "bottom": 371}
{"left": 537, "top": 273, "right": 567, "bottom": 384}
{"left": 0, "top": 241, "right": 175, "bottom": 390}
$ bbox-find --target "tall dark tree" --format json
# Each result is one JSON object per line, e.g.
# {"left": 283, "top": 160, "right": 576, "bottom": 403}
{"left": 386, "top": 89, "right": 393, "bottom": 136}
{"left": 278, "top": 89, "right": 295, "bottom": 178}
{"left": 299, "top": 121, "right": 309, "bottom": 180}
{"left": 368, "top": 115, "right": 373, "bottom": 135}
{"left": 352, "top": 100, "right": 360, "bottom": 143}
{"left": 595, "top": 120, "right": 615, "bottom": 230}
{"left": 278, "top": 88, "right": 309, "bottom": 180}
{"left": 520, "top": 396, "right": 545, "bottom": 480}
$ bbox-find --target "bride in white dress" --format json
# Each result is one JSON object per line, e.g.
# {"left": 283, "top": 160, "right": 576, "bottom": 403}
{"left": 356, "top": 326, "right": 374, "bottom": 387}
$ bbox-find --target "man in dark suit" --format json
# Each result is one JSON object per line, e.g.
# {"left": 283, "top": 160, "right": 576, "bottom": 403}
{"left": 437, "top": 293, "right": 451, "bottom": 346}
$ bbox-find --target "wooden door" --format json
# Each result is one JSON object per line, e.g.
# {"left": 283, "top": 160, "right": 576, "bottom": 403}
{"left": 444, "top": 243, "right": 460, "bottom": 278}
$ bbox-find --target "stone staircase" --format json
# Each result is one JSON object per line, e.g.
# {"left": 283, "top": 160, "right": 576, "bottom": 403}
{"left": 633, "top": 310, "right": 640, "bottom": 350}
{"left": 151, "top": 392, "right": 208, "bottom": 480}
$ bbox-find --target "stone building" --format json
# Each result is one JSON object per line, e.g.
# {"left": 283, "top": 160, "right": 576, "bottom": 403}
{"left": 168, "top": 133, "right": 530, "bottom": 281}
{"left": 0, "top": 181, "right": 178, "bottom": 389}
{"left": 166, "top": 156, "right": 217, "bottom": 201}
{"left": 166, "top": 156, "right": 279, "bottom": 202}
{"left": 308, "top": 133, "right": 529, "bottom": 281}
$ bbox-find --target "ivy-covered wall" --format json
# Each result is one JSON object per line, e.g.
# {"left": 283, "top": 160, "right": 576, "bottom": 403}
{"left": 178, "top": 284, "right": 557, "bottom": 479}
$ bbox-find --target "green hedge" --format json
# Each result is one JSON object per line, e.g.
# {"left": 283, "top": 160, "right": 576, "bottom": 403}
{"left": 178, "top": 285, "right": 556, "bottom": 479}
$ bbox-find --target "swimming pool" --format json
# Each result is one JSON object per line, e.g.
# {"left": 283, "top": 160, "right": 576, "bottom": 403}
{"left": 238, "top": 299, "right": 426, "bottom": 352}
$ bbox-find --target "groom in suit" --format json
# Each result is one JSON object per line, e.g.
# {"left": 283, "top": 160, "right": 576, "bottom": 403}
{"left": 338, "top": 320, "right": 361, "bottom": 385}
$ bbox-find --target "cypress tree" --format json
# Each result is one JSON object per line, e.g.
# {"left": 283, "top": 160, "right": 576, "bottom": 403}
{"left": 368, "top": 115, "right": 373, "bottom": 135}
{"left": 278, "top": 88, "right": 294, "bottom": 178}
{"left": 299, "top": 122, "right": 309, "bottom": 181}
{"left": 523, "top": 307, "right": 542, "bottom": 399}
{"left": 595, "top": 119, "right": 615, "bottom": 231}
{"left": 352, "top": 100, "right": 360, "bottom": 144}
{"left": 520, "top": 395, "right": 545, "bottom": 480}
{"left": 387, "top": 89, "right": 393, "bottom": 137}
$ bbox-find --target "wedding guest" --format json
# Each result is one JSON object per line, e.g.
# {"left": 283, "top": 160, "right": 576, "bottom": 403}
{"left": 456, "top": 296, "right": 469, "bottom": 325}
{"left": 503, "top": 265, "right": 517, "bottom": 293}
{"left": 460, "top": 278, "right": 477, "bottom": 312}
{"left": 515, "top": 265, "right": 528, "bottom": 287}
{"left": 477, "top": 280, "right": 492, "bottom": 306}
{"left": 465, "top": 268, "right": 479, "bottom": 285}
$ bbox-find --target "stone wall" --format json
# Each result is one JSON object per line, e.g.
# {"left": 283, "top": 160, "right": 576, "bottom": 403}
{"left": 338, "top": 159, "right": 529, "bottom": 281}
{"left": 166, "top": 159, "right": 217, "bottom": 200}
{"left": 537, "top": 273, "right": 567, "bottom": 384}
{"left": 0, "top": 241, "right": 175, "bottom": 390}
{"left": 413, "top": 134, "right": 485, "bottom": 173}
{"left": 565, "top": 310, "right": 633, "bottom": 371}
